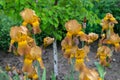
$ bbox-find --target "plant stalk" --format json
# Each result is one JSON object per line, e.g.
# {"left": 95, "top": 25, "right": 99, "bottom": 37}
{"left": 53, "top": 39, "right": 58, "bottom": 77}
{"left": 70, "top": 58, "right": 75, "bottom": 80}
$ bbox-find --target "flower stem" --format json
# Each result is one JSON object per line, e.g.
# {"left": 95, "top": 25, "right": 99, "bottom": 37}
{"left": 70, "top": 58, "right": 75, "bottom": 80}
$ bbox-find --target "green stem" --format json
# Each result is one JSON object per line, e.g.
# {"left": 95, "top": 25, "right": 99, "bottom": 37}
{"left": 107, "top": 23, "right": 112, "bottom": 39}
{"left": 106, "top": 28, "right": 110, "bottom": 39}
{"left": 33, "top": 34, "right": 37, "bottom": 45}
{"left": 24, "top": 72, "right": 29, "bottom": 80}
{"left": 70, "top": 58, "right": 75, "bottom": 80}
{"left": 36, "top": 61, "right": 41, "bottom": 80}
{"left": 82, "top": 41, "right": 84, "bottom": 47}
{"left": 82, "top": 20, "right": 86, "bottom": 47}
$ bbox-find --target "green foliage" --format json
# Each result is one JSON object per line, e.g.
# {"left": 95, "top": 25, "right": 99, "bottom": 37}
{"left": 95, "top": 62, "right": 106, "bottom": 80}
{"left": 42, "top": 68, "right": 46, "bottom": 80}
{"left": 0, "top": 66, "right": 20, "bottom": 80}
{"left": 36, "top": 0, "right": 100, "bottom": 41}
{"left": 0, "top": 67, "right": 10, "bottom": 80}
{"left": 85, "top": 25, "right": 102, "bottom": 34}
{"left": 51, "top": 72, "right": 56, "bottom": 80}
{"left": 12, "top": 74, "right": 20, "bottom": 80}
{"left": 0, "top": 0, "right": 39, "bottom": 21}
{"left": 0, "top": 13, "right": 20, "bottom": 51}
{"left": 64, "top": 75, "right": 69, "bottom": 80}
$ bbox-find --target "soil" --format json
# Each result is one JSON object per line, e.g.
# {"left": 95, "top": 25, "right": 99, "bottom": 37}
{"left": 0, "top": 42, "right": 120, "bottom": 80}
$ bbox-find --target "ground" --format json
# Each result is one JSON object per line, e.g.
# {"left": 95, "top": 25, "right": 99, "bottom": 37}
{"left": 0, "top": 42, "right": 120, "bottom": 80}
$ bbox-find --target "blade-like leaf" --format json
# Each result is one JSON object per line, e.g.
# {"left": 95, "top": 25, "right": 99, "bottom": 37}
{"left": 0, "top": 67, "right": 11, "bottom": 80}
{"left": 51, "top": 72, "right": 56, "bottom": 80}
{"left": 94, "top": 62, "right": 106, "bottom": 80}
{"left": 64, "top": 75, "right": 69, "bottom": 80}
{"left": 13, "top": 74, "right": 20, "bottom": 80}
{"left": 42, "top": 68, "right": 46, "bottom": 80}
{"left": 69, "top": 58, "right": 75, "bottom": 80}
{"left": 34, "top": 61, "right": 41, "bottom": 80}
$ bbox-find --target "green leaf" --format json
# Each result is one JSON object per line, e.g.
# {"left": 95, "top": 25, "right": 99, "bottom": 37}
{"left": 0, "top": 67, "right": 10, "bottom": 80}
{"left": 69, "top": 58, "right": 75, "bottom": 80}
{"left": 49, "top": 19, "right": 54, "bottom": 25}
{"left": 51, "top": 72, "right": 56, "bottom": 80}
{"left": 48, "top": 11, "right": 53, "bottom": 16}
{"left": 24, "top": 72, "right": 29, "bottom": 80}
{"left": 94, "top": 62, "right": 106, "bottom": 80}
{"left": 64, "top": 75, "right": 69, "bottom": 80}
{"left": 54, "top": 22, "right": 58, "bottom": 28}
{"left": 34, "top": 61, "right": 41, "bottom": 80}
{"left": 42, "top": 68, "right": 46, "bottom": 80}
{"left": 53, "top": 32, "right": 62, "bottom": 41}
{"left": 13, "top": 74, "right": 20, "bottom": 80}
{"left": 0, "top": 73, "right": 10, "bottom": 80}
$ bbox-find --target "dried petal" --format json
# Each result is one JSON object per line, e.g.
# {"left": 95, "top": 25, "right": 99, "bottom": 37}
{"left": 61, "top": 36, "right": 72, "bottom": 51}
{"left": 43, "top": 37, "right": 54, "bottom": 48}
{"left": 22, "top": 57, "right": 38, "bottom": 79}
{"left": 75, "top": 60, "right": 85, "bottom": 71}
{"left": 114, "top": 43, "right": 120, "bottom": 52}
{"left": 27, "top": 36, "right": 36, "bottom": 47}
{"left": 32, "top": 21, "right": 41, "bottom": 34}
{"left": 65, "top": 20, "right": 82, "bottom": 35}
{"left": 88, "top": 33, "right": 98, "bottom": 42}
{"left": 79, "top": 65, "right": 100, "bottom": 80}
{"left": 30, "top": 46, "right": 45, "bottom": 69}
{"left": 20, "top": 8, "right": 37, "bottom": 23}
{"left": 101, "top": 19, "right": 109, "bottom": 32}
{"left": 17, "top": 41, "right": 31, "bottom": 56}
{"left": 101, "top": 13, "right": 117, "bottom": 32}
{"left": 82, "top": 45, "right": 90, "bottom": 56}
{"left": 10, "top": 26, "right": 28, "bottom": 41}
{"left": 103, "top": 33, "right": 120, "bottom": 46}
{"left": 64, "top": 48, "right": 71, "bottom": 59}
{"left": 30, "top": 46, "right": 42, "bottom": 59}
{"left": 80, "top": 33, "right": 88, "bottom": 42}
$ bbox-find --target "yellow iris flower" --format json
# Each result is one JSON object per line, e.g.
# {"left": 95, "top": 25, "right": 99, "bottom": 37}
{"left": 61, "top": 19, "right": 102, "bottom": 80}
{"left": 101, "top": 13, "right": 118, "bottom": 32}
{"left": 9, "top": 26, "right": 45, "bottom": 80}
{"left": 65, "top": 20, "right": 82, "bottom": 35}
{"left": 96, "top": 46, "right": 111, "bottom": 66}
{"left": 20, "top": 8, "right": 41, "bottom": 34}
{"left": 61, "top": 37, "right": 72, "bottom": 51}
{"left": 22, "top": 56, "right": 38, "bottom": 79}
{"left": 103, "top": 13, "right": 118, "bottom": 23}
{"left": 8, "top": 26, "right": 28, "bottom": 53}
{"left": 88, "top": 33, "right": 98, "bottom": 42}
{"left": 102, "top": 33, "right": 120, "bottom": 52}
{"left": 22, "top": 46, "right": 45, "bottom": 79}
{"left": 75, "top": 45, "right": 90, "bottom": 71}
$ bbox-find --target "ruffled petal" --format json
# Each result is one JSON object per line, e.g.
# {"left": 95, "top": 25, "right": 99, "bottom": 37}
{"left": 43, "top": 37, "right": 54, "bottom": 48}
{"left": 65, "top": 20, "right": 82, "bottom": 35}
